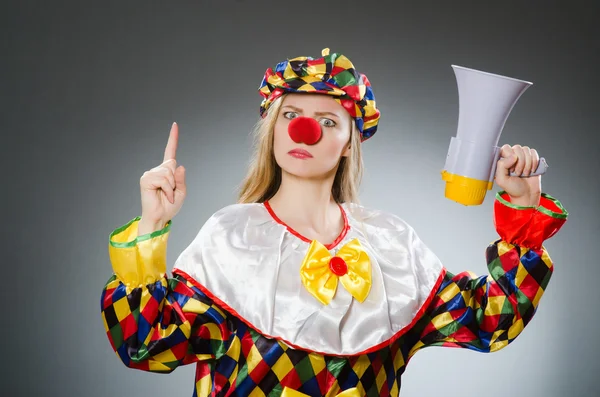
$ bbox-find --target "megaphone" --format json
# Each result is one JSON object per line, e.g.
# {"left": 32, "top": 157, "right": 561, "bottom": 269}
{"left": 441, "top": 65, "right": 548, "bottom": 206}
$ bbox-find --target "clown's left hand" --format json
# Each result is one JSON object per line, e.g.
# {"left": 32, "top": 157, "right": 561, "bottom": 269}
{"left": 495, "top": 144, "right": 542, "bottom": 207}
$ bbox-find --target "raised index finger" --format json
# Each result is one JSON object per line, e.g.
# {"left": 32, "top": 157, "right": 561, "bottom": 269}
{"left": 163, "top": 122, "right": 179, "bottom": 163}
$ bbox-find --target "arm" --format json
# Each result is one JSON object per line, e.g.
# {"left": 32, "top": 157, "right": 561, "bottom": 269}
{"left": 407, "top": 191, "right": 568, "bottom": 358}
{"left": 101, "top": 216, "right": 234, "bottom": 372}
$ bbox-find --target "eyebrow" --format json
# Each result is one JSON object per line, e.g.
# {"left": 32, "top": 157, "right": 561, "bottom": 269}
{"left": 282, "top": 105, "right": 341, "bottom": 119}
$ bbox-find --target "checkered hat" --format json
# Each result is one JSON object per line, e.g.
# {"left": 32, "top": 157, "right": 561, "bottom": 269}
{"left": 258, "top": 48, "right": 381, "bottom": 142}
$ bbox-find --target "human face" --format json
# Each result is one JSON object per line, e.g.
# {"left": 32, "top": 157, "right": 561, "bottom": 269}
{"left": 273, "top": 93, "right": 353, "bottom": 180}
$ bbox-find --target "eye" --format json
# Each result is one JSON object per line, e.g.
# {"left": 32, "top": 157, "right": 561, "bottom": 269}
{"left": 283, "top": 111, "right": 298, "bottom": 120}
{"left": 319, "top": 118, "right": 337, "bottom": 128}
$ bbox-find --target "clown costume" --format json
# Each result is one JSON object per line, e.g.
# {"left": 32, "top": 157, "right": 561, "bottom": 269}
{"left": 100, "top": 49, "right": 568, "bottom": 397}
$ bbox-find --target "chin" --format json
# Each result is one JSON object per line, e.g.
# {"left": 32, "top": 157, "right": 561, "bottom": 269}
{"left": 278, "top": 160, "right": 337, "bottom": 180}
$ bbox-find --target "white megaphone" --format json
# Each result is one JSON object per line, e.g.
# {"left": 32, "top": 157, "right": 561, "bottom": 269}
{"left": 441, "top": 65, "right": 548, "bottom": 206}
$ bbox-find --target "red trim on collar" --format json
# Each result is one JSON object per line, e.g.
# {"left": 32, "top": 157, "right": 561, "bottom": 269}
{"left": 172, "top": 267, "right": 447, "bottom": 357}
{"left": 263, "top": 201, "right": 350, "bottom": 250}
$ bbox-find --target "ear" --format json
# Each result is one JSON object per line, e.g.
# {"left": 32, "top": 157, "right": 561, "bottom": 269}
{"left": 341, "top": 144, "right": 351, "bottom": 157}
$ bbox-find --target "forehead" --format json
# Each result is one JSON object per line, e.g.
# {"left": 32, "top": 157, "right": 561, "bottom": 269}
{"left": 281, "top": 93, "right": 346, "bottom": 115}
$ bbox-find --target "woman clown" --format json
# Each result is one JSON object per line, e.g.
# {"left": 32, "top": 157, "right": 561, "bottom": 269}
{"left": 101, "top": 48, "right": 568, "bottom": 396}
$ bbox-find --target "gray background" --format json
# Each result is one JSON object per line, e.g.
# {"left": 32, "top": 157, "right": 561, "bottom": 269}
{"left": 3, "top": 0, "right": 598, "bottom": 396}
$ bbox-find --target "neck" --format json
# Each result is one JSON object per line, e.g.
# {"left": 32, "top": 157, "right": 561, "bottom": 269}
{"left": 268, "top": 168, "right": 340, "bottom": 235}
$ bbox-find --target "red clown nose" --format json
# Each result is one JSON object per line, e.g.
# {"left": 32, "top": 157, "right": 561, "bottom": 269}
{"left": 288, "top": 117, "right": 322, "bottom": 145}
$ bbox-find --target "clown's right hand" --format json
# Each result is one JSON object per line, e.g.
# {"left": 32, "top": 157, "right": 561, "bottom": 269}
{"left": 138, "top": 122, "right": 187, "bottom": 235}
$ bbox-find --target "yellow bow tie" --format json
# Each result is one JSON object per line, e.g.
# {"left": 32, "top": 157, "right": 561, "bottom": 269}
{"left": 299, "top": 238, "right": 372, "bottom": 305}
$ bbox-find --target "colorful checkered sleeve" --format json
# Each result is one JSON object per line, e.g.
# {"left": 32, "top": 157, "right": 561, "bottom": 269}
{"left": 407, "top": 192, "right": 567, "bottom": 358}
{"left": 100, "top": 217, "right": 234, "bottom": 373}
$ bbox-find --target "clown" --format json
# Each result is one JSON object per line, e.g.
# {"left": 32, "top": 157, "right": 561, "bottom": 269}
{"left": 101, "top": 48, "right": 568, "bottom": 396}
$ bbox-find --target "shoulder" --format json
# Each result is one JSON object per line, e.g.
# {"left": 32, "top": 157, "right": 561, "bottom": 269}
{"left": 212, "top": 202, "right": 265, "bottom": 219}
{"left": 195, "top": 202, "right": 279, "bottom": 240}
{"left": 343, "top": 202, "right": 415, "bottom": 234}
{"left": 176, "top": 201, "right": 282, "bottom": 270}
{"left": 206, "top": 203, "right": 266, "bottom": 225}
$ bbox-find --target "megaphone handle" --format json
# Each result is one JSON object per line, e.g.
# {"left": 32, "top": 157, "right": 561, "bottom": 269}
{"left": 507, "top": 157, "right": 548, "bottom": 177}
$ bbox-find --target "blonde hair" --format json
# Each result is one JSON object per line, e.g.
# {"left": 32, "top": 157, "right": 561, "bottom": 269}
{"left": 237, "top": 94, "right": 364, "bottom": 204}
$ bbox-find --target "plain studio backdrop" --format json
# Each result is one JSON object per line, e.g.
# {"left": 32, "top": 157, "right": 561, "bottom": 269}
{"left": 3, "top": 1, "right": 598, "bottom": 396}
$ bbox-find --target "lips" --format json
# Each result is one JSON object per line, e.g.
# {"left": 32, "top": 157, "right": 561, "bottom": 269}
{"left": 288, "top": 148, "right": 313, "bottom": 158}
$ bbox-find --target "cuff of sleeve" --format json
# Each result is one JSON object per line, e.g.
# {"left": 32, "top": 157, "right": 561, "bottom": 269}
{"left": 108, "top": 216, "right": 172, "bottom": 288}
{"left": 493, "top": 191, "right": 568, "bottom": 249}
